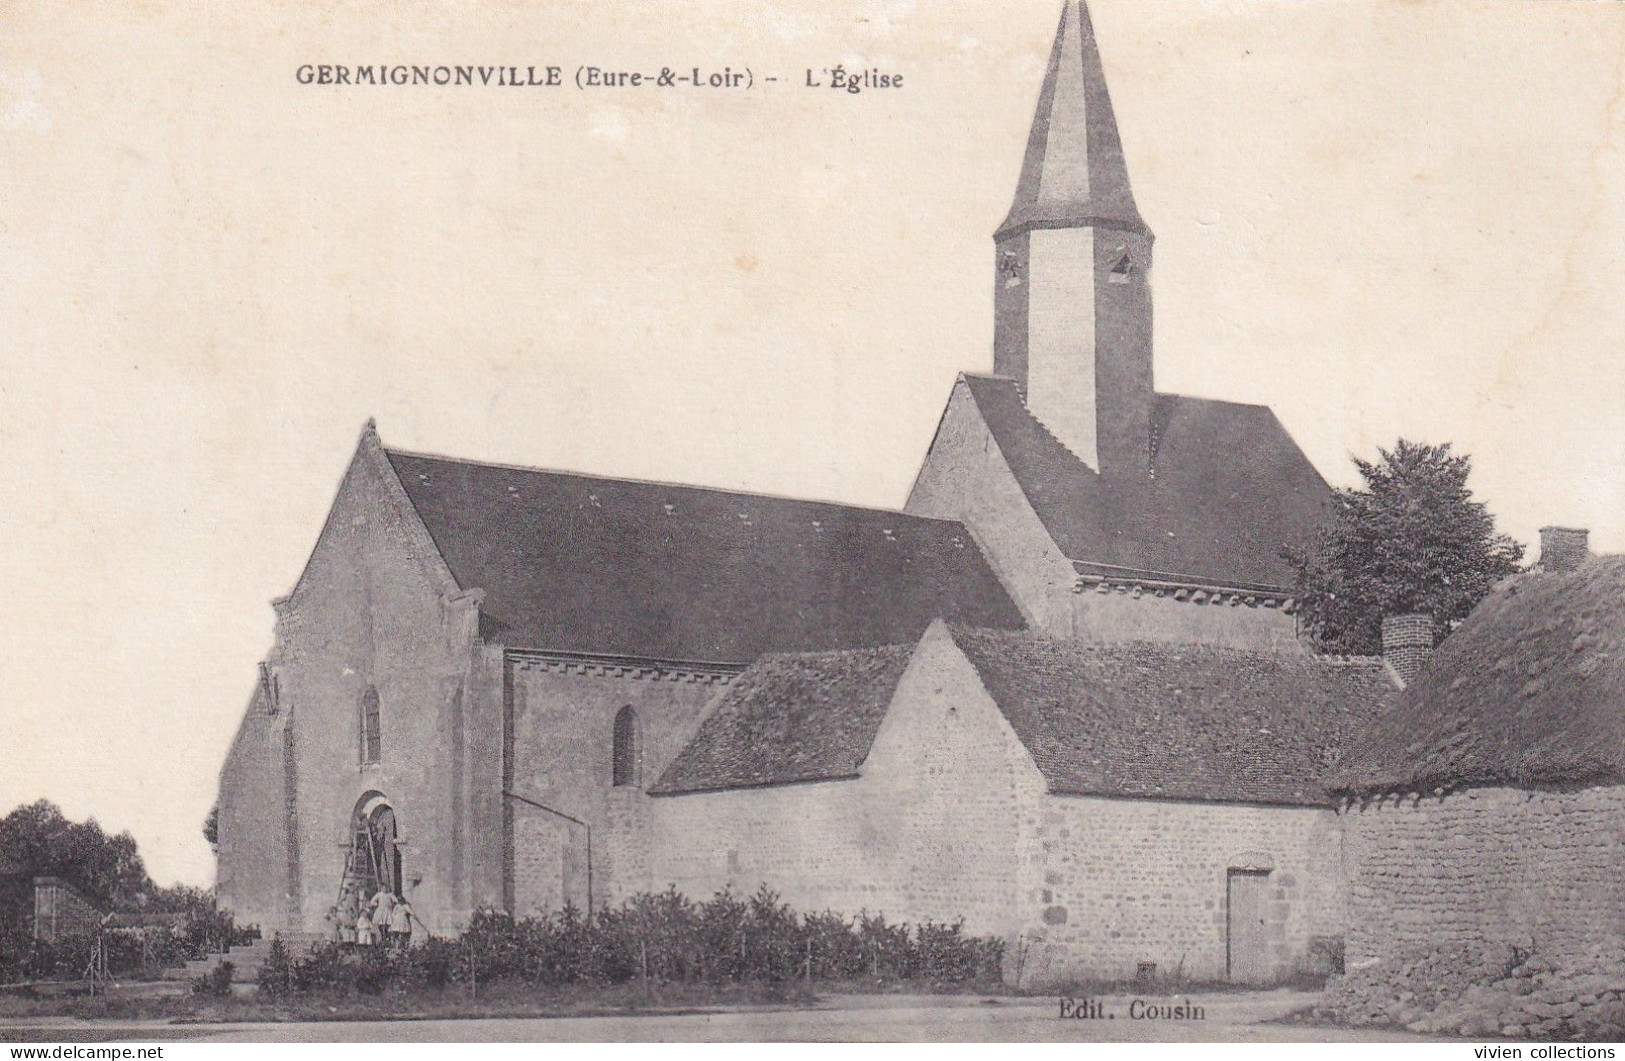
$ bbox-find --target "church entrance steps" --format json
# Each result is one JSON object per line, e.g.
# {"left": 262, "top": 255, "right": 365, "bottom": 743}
{"left": 161, "top": 932, "right": 327, "bottom": 983}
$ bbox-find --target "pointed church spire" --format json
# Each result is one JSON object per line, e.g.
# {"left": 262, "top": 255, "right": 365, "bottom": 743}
{"left": 992, "top": 0, "right": 1154, "bottom": 479}
{"left": 998, "top": 0, "right": 1146, "bottom": 240}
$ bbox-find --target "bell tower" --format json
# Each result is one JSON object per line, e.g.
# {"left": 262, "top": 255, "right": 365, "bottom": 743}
{"left": 993, "top": 0, "right": 1153, "bottom": 478}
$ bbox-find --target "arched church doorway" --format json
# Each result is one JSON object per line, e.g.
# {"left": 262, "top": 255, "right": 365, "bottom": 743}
{"left": 342, "top": 792, "right": 403, "bottom": 901}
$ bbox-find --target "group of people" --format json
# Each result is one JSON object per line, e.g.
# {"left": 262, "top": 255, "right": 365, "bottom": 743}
{"left": 327, "top": 884, "right": 419, "bottom": 947}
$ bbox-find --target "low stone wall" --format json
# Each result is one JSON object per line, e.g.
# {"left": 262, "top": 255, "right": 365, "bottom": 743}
{"left": 1341, "top": 785, "right": 1625, "bottom": 969}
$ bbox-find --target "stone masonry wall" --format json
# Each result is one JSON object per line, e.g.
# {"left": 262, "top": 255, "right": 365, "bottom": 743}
{"left": 647, "top": 623, "right": 1046, "bottom": 937}
{"left": 507, "top": 660, "right": 729, "bottom": 916}
{"left": 648, "top": 625, "right": 1344, "bottom": 986}
{"left": 1071, "top": 588, "right": 1300, "bottom": 653}
{"left": 226, "top": 431, "right": 495, "bottom": 938}
{"left": 859, "top": 623, "right": 1044, "bottom": 934}
{"left": 647, "top": 779, "right": 879, "bottom": 914}
{"left": 907, "top": 380, "right": 1076, "bottom": 632}
{"left": 1342, "top": 785, "right": 1625, "bottom": 969}
{"left": 214, "top": 683, "right": 288, "bottom": 933}
{"left": 1023, "top": 796, "right": 1344, "bottom": 985}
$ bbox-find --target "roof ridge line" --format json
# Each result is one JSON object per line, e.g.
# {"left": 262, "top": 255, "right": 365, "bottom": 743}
{"left": 742, "top": 643, "right": 920, "bottom": 664}
{"left": 948, "top": 624, "right": 1323, "bottom": 661}
{"left": 383, "top": 446, "right": 971, "bottom": 526}
{"left": 1153, "top": 390, "right": 1273, "bottom": 413}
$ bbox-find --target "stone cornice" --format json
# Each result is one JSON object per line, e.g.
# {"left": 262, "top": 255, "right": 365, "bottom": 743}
{"left": 1072, "top": 570, "right": 1297, "bottom": 612}
{"left": 505, "top": 648, "right": 743, "bottom": 684}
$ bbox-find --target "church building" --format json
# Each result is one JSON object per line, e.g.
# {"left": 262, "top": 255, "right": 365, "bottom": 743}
{"left": 216, "top": 1, "right": 1394, "bottom": 984}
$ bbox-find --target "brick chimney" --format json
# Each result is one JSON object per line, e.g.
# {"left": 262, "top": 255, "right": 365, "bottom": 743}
{"left": 1381, "top": 614, "right": 1435, "bottom": 687}
{"left": 1538, "top": 526, "right": 1590, "bottom": 574}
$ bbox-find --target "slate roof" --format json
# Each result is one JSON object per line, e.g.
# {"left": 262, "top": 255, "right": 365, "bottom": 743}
{"left": 1331, "top": 557, "right": 1625, "bottom": 796}
{"left": 386, "top": 451, "right": 1026, "bottom": 662}
{"left": 649, "top": 646, "right": 915, "bottom": 795}
{"left": 997, "top": 0, "right": 1147, "bottom": 240}
{"left": 653, "top": 625, "right": 1395, "bottom": 805}
{"left": 960, "top": 375, "right": 1331, "bottom": 590}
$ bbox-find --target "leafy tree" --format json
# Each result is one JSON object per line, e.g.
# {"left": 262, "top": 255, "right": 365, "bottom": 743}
{"left": 1287, "top": 440, "right": 1525, "bottom": 654}
{"left": 0, "top": 800, "right": 156, "bottom": 907}
{"left": 202, "top": 804, "right": 218, "bottom": 850}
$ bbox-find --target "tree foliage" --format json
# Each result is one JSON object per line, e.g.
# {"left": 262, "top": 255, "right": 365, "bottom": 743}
{"left": 0, "top": 800, "right": 156, "bottom": 908}
{"left": 1287, "top": 440, "right": 1525, "bottom": 654}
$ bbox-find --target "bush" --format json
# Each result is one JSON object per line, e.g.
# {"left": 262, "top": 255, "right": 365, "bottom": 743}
{"left": 192, "top": 960, "right": 233, "bottom": 997}
{"left": 255, "top": 938, "right": 294, "bottom": 999}
{"left": 915, "top": 920, "right": 1002, "bottom": 984}
{"left": 858, "top": 911, "right": 913, "bottom": 980}
{"left": 254, "top": 888, "right": 1005, "bottom": 997}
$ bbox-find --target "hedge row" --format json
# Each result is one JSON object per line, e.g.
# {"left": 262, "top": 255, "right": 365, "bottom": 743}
{"left": 0, "top": 904, "right": 252, "bottom": 985}
{"left": 258, "top": 886, "right": 1003, "bottom": 996}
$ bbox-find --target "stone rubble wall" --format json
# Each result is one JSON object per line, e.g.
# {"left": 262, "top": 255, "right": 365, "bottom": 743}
{"left": 1020, "top": 796, "right": 1344, "bottom": 985}
{"left": 1341, "top": 785, "right": 1625, "bottom": 970}
{"left": 1320, "top": 942, "right": 1625, "bottom": 1040}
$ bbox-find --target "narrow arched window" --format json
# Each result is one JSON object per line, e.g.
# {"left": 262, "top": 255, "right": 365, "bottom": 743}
{"left": 360, "top": 687, "right": 382, "bottom": 766}
{"left": 611, "top": 706, "right": 639, "bottom": 788}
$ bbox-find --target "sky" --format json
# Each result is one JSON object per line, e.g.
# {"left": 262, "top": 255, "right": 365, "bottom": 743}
{"left": 2, "top": 0, "right": 1623, "bottom": 887}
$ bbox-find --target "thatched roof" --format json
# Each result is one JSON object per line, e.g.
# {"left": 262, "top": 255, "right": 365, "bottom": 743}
{"left": 1331, "top": 556, "right": 1625, "bottom": 796}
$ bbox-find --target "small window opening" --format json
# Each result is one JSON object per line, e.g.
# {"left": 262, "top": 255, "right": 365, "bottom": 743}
{"left": 360, "top": 686, "right": 382, "bottom": 766}
{"left": 999, "top": 250, "right": 1023, "bottom": 288}
{"left": 1110, "top": 252, "right": 1134, "bottom": 283}
{"left": 612, "top": 706, "right": 640, "bottom": 788}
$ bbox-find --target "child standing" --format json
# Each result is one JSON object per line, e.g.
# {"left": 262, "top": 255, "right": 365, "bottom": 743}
{"left": 355, "top": 904, "right": 377, "bottom": 947}
{"left": 389, "top": 895, "right": 414, "bottom": 947}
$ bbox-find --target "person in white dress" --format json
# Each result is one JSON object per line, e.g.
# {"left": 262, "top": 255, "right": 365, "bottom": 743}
{"left": 372, "top": 889, "right": 397, "bottom": 945}
{"left": 388, "top": 896, "right": 414, "bottom": 947}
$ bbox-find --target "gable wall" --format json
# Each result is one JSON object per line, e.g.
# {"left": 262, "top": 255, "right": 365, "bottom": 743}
{"left": 645, "top": 626, "right": 1047, "bottom": 937}
{"left": 858, "top": 624, "right": 1047, "bottom": 933}
{"left": 907, "top": 382, "right": 1078, "bottom": 633}
{"left": 246, "top": 440, "right": 496, "bottom": 937}
{"left": 1342, "top": 785, "right": 1625, "bottom": 969}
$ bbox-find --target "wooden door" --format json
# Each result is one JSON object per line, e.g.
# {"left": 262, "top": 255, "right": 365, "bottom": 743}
{"left": 1227, "top": 869, "right": 1270, "bottom": 984}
